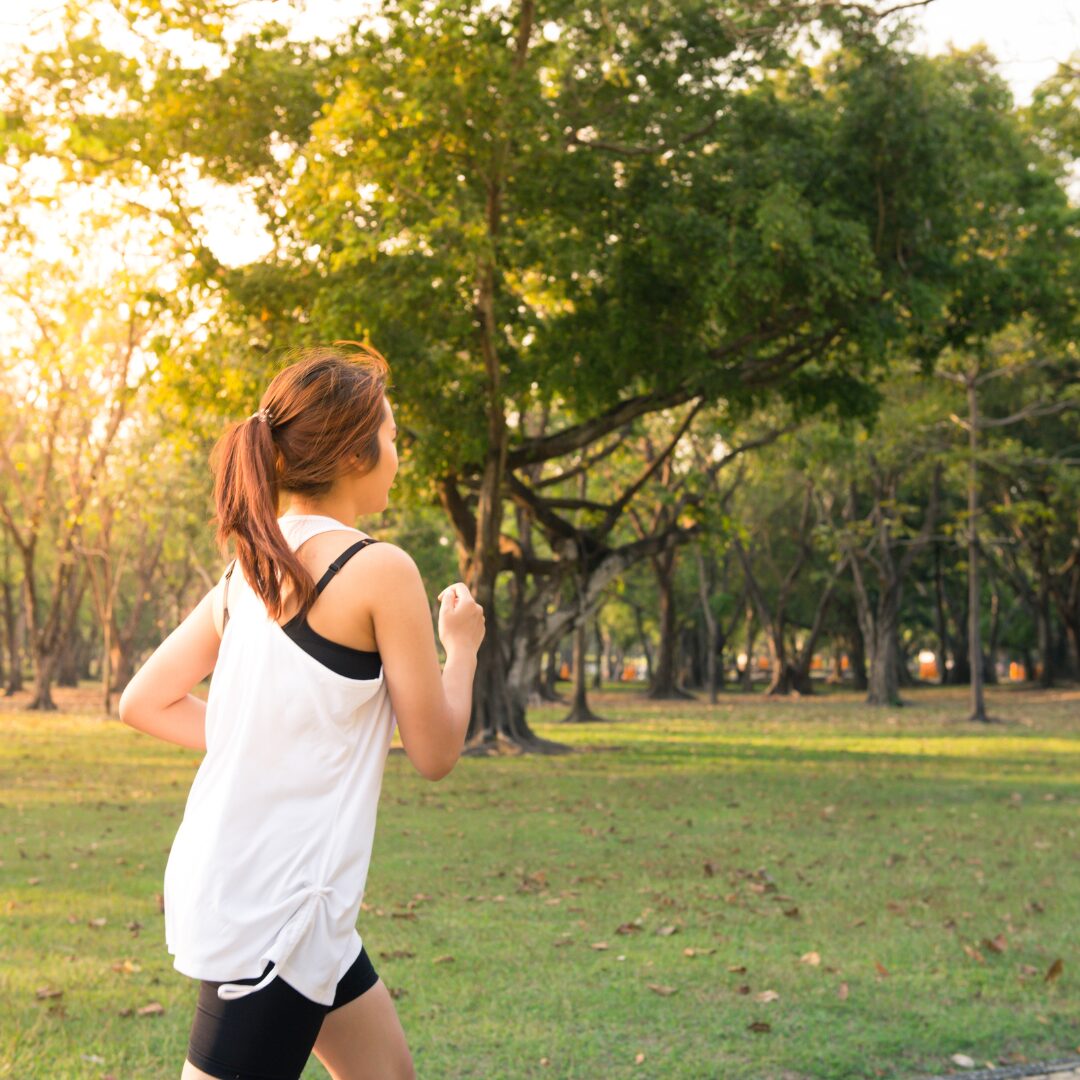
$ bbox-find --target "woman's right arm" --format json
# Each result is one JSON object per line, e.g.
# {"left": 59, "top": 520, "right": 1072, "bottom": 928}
{"left": 367, "top": 544, "right": 484, "bottom": 781}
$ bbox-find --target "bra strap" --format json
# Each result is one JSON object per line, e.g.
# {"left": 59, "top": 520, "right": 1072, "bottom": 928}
{"left": 312, "top": 538, "right": 380, "bottom": 596}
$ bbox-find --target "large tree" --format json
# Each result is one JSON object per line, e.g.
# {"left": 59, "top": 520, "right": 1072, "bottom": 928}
{"left": 9, "top": 2, "right": 1076, "bottom": 741}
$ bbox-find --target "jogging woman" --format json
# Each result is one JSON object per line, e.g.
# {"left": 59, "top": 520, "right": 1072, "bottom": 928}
{"left": 118, "top": 344, "right": 485, "bottom": 1080}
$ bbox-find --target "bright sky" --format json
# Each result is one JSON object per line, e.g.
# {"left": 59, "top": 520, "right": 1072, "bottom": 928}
{"left": 4, "top": 0, "right": 1078, "bottom": 102}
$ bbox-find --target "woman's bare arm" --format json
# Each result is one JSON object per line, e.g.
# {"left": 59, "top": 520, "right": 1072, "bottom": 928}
{"left": 117, "top": 583, "right": 224, "bottom": 751}
{"left": 367, "top": 544, "right": 477, "bottom": 780}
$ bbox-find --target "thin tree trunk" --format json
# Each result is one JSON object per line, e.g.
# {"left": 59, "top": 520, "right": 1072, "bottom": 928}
{"left": 966, "top": 377, "right": 988, "bottom": 721}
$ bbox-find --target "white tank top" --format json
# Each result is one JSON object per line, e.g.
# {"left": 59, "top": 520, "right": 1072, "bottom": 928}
{"left": 163, "top": 514, "right": 396, "bottom": 1006}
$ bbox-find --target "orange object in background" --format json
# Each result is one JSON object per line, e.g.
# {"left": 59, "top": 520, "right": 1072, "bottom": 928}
{"left": 559, "top": 663, "right": 570, "bottom": 680}
{"left": 919, "top": 658, "right": 938, "bottom": 680}
{"left": 1009, "top": 661, "right": 1023, "bottom": 681}
{"left": 758, "top": 656, "right": 769, "bottom": 670}
{"left": 840, "top": 655, "right": 850, "bottom": 671}
{"left": 622, "top": 664, "right": 637, "bottom": 681}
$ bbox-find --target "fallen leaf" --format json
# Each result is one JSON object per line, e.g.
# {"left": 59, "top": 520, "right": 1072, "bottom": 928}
{"left": 634, "top": 1052, "right": 645, "bottom": 1064}
{"left": 728, "top": 964, "right": 747, "bottom": 974}
{"left": 615, "top": 922, "right": 643, "bottom": 935}
{"left": 962, "top": 944, "right": 985, "bottom": 964}
{"left": 735, "top": 984, "right": 752, "bottom": 995}
{"left": 800, "top": 951, "right": 821, "bottom": 966}
{"left": 136, "top": 1002, "right": 164, "bottom": 1017}
{"left": 1045, "top": 958, "right": 1063, "bottom": 983}
{"left": 782, "top": 907, "right": 800, "bottom": 918}
{"left": 378, "top": 949, "right": 415, "bottom": 960}
{"left": 951, "top": 1053, "right": 976, "bottom": 1068}
{"left": 755, "top": 989, "right": 780, "bottom": 1003}
{"left": 874, "top": 961, "right": 889, "bottom": 977}
{"left": 35, "top": 987, "right": 63, "bottom": 1000}
{"left": 838, "top": 982, "right": 849, "bottom": 1000}
{"left": 388, "top": 986, "right": 407, "bottom": 1000}
{"left": 88, "top": 917, "right": 107, "bottom": 928}
{"left": 27, "top": 877, "right": 41, "bottom": 886}
{"left": 747, "top": 1020, "right": 771, "bottom": 1033}
{"left": 433, "top": 955, "right": 454, "bottom": 965}
{"left": 591, "top": 942, "right": 609, "bottom": 951}
{"left": 703, "top": 860, "right": 719, "bottom": 878}
{"left": 647, "top": 983, "right": 678, "bottom": 996}
{"left": 656, "top": 925, "right": 678, "bottom": 937}
{"left": 111, "top": 959, "right": 142, "bottom": 974}
{"left": 983, "top": 934, "right": 1007, "bottom": 954}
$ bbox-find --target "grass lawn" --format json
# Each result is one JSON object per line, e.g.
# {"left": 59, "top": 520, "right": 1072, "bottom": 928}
{"left": 1, "top": 681, "right": 1078, "bottom": 1079}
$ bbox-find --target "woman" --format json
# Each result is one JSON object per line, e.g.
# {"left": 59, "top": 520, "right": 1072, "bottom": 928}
{"left": 118, "top": 343, "right": 485, "bottom": 1080}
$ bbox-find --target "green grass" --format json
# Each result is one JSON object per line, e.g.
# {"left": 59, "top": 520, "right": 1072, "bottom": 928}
{"left": 2, "top": 682, "right": 1078, "bottom": 1079}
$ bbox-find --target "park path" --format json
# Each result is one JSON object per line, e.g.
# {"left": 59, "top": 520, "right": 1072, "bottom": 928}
{"left": 920, "top": 1060, "right": 1080, "bottom": 1080}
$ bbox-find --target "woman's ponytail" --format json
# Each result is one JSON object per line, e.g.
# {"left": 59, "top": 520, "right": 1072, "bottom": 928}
{"left": 208, "top": 344, "right": 390, "bottom": 624}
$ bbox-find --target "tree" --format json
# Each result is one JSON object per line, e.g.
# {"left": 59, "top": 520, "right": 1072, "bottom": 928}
{"left": 11, "top": 2, "right": 1076, "bottom": 741}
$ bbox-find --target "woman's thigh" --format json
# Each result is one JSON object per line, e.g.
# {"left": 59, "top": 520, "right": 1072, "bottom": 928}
{"left": 312, "top": 978, "right": 415, "bottom": 1080}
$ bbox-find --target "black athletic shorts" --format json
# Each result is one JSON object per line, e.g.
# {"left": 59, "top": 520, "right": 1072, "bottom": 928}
{"left": 186, "top": 945, "right": 380, "bottom": 1080}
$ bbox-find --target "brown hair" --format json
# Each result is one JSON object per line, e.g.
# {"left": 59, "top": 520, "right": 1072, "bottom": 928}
{"left": 209, "top": 342, "right": 392, "bottom": 622}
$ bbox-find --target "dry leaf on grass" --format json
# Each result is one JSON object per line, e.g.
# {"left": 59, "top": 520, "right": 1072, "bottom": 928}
{"left": 838, "top": 982, "right": 849, "bottom": 1000}
{"left": 755, "top": 989, "right": 780, "bottom": 1003}
{"left": 647, "top": 983, "right": 678, "bottom": 996}
{"left": 747, "top": 1020, "right": 771, "bottom": 1033}
{"left": 591, "top": 942, "right": 609, "bottom": 951}
{"left": 433, "top": 955, "right": 454, "bottom": 965}
{"left": 136, "top": 1002, "right": 164, "bottom": 1017}
{"left": 1045, "top": 958, "right": 1063, "bottom": 983}
{"left": 34, "top": 987, "right": 63, "bottom": 1000}
{"left": 799, "top": 951, "right": 821, "bottom": 966}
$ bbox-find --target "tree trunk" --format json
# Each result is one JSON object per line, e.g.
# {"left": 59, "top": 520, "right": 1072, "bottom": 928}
{"left": 933, "top": 542, "right": 950, "bottom": 685}
{"left": 539, "top": 647, "right": 563, "bottom": 702}
{"left": 965, "top": 377, "right": 988, "bottom": 722}
{"left": 866, "top": 593, "right": 902, "bottom": 706}
{"left": 739, "top": 602, "right": 757, "bottom": 692}
{"left": 694, "top": 545, "right": 719, "bottom": 704}
{"left": 631, "top": 603, "right": 654, "bottom": 685}
{"left": 563, "top": 616, "right": 605, "bottom": 722}
{"left": 1036, "top": 575, "right": 1055, "bottom": 688}
{"left": 985, "top": 583, "right": 1001, "bottom": 686}
{"left": 647, "top": 547, "right": 691, "bottom": 699}
{"left": 2, "top": 572, "right": 23, "bottom": 695}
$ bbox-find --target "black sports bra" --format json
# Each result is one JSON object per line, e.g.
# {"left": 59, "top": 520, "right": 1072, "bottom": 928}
{"left": 223, "top": 538, "right": 382, "bottom": 680}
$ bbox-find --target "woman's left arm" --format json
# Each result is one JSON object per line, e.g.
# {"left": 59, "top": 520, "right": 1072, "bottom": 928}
{"left": 118, "top": 577, "right": 225, "bottom": 751}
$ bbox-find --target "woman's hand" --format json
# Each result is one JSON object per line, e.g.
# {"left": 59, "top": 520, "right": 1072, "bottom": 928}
{"left": 436, "top": 583, "right": 485, "bottom": 658}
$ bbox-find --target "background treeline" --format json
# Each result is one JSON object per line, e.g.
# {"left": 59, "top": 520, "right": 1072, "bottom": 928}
{"left": 1, "top": 1, "right": 1077, "bottom": 746}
